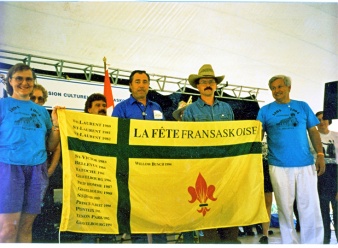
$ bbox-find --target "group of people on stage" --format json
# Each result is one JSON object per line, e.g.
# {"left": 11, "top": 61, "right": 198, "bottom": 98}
{"left": 0, "top": 63, "right": 337, "bottom": 244}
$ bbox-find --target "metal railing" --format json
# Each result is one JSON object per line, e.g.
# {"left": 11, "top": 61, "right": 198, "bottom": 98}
{"left": 0, "top": 49, "right": 267, "bottom": 102}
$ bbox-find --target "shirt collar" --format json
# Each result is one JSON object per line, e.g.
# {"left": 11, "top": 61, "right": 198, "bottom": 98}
{"left": 129, "top": 95, "right": 150, "bottom": 106}
{"left": 196, "top": 97, "right": 219, "bottom": 107}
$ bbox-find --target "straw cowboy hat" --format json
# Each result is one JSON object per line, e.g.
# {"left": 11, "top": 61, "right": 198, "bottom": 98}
{"left": 172, "top": 96, "right": 193, "bottom": 121}
{"left": 188, "top": 64, "right": 224, "bottom": 88}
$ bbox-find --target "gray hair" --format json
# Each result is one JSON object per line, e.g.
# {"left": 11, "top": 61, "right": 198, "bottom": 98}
{"left": 30, "top": 83, "right": 48, "bottom": 103}
{"left": 268, "top": 75, "right": 291, "bottom": 89}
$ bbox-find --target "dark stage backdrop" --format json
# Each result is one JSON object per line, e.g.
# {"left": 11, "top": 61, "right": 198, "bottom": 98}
{"left": 323, "top": 81, "right": 338, "bottom": 120}
{"left": 148, "top": 87, "right": 260, "bottom": 121}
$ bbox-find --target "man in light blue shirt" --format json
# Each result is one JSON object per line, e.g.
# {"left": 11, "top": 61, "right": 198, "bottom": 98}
{"left": 182, "top": 64, "right": 238, "bottom": 244}
{"left": 257, "top": 74, "right": 325, "bottom": 244}
{"left": 182, "top": 64, "right": 233, "bottom": 122}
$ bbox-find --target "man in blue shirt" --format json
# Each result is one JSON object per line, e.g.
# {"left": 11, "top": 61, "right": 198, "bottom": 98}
{"left": 112, "top": 70, "right": 164, "bottom": 120}
{"left": 257, "top": 75, "right": 325, "bottom": 244}
{"left": 182, "top": 64, "right": 238, "bottom": 244}
{"left": 112, "top": 70, "right": 166, "bottom": 243}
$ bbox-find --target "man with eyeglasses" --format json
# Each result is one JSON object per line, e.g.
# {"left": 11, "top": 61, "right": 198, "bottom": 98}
{"left": 182, "top": 64, "right": 234, "bottom": 121}
{"left": 181, "top": 64, "right": 238, "bottom": 244}
{"left": 182, "top": 64, "right": 234, "bottom": 122}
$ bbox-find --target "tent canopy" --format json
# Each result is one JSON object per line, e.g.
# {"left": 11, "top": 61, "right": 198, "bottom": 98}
{"left": 0, "top": 1, "right": 337, "bottom": 114}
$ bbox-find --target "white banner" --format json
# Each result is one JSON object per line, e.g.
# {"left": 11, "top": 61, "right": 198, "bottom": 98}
{"left": 0, "top": 72, "right": 6, "bottom": 98}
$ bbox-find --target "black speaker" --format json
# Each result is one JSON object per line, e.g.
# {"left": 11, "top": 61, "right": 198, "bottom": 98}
{"left": 323, "top": 81, "right": 338, "bottom": 120}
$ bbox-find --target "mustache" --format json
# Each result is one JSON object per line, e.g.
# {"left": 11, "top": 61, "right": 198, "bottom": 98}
{"left": 98, "top": 110, "right": 107, "bottom": 115}
{"left": 204, "top": 86, "right": 213, "bottom": 91}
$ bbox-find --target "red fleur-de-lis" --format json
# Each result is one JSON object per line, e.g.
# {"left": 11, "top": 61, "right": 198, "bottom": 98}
{"left": 188, "top": 173, "right": 217, "bottom": 216}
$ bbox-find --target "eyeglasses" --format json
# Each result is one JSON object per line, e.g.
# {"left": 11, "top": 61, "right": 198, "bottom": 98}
{"left": 30, "top": 96, "right": 45, "bottom": 103}
{"left": 198, "top": 79, "right": 216, "bottom": 85}
{"left": 12, "top": 76, "right": 34, "bottom": 84}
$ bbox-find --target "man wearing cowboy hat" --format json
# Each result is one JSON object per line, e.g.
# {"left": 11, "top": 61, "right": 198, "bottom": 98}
{"left": 182, "top": 64, "right": 239, "bottom": 243}
{"left": 182, "top": 64, "right": 234, "bottom": 121}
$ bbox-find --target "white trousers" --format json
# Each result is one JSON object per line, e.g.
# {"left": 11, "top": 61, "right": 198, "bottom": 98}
{"left": 269, "top": 165, "right": 324, "bottom": 244}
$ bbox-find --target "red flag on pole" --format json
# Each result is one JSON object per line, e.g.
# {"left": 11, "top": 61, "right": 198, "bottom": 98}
{"left": 103, "top": 57, "right": 114, "bottom": 116}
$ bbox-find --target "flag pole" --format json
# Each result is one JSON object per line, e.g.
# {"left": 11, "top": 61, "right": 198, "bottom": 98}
{"left": 103, "top": 57, "right": 115, "bottom": 116}
{"left": 103, "top": 56, "right": 107, "bottom": 72}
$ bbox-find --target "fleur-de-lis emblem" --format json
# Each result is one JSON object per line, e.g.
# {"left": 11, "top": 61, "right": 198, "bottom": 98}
{"left": 188, "top": 173, "right": 217, "bottom": 216}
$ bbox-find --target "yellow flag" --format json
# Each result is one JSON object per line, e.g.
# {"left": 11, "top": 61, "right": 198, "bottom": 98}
{"left": 58, "top": 109, "right": 268, "bottom": 234}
